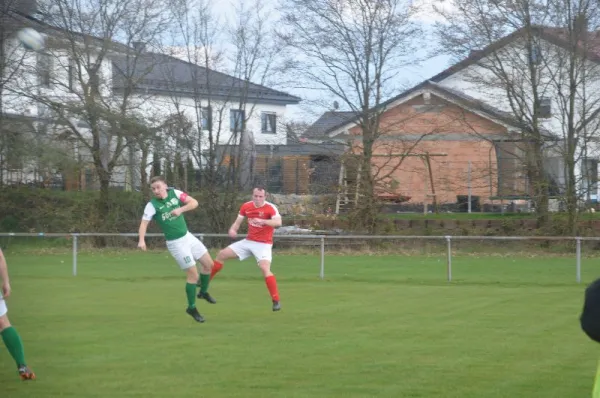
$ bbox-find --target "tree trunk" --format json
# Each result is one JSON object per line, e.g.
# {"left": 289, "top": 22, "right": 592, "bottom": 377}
{"left": 140, "top": 146, "right": 149, "bottom": 198}
{"left": 95, "top": 168, "right": 111, "bottom": 247}
{"left": 349, "top": 130, "right": 380, "bottom": 233}
{"left": 531, "top": 147, "right": 549, "bottom": 226}
{"left": 565, "top": 157, "right": 578, "bottom": 235}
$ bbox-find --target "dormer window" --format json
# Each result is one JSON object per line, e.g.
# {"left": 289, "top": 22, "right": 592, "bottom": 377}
{"left": 37, "top": 52, "right": 52, "bottom": 87}
{"left": 530, "top": 44, "right": 542, "bottom": 65}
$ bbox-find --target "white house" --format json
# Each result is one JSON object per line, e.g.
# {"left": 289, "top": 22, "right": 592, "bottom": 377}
{"left": 303, "top": 24, "right": 600, "bottom": 208}
{"left": 0, "top": 9, "right": 300, "bottom": 190}
{"left": 430, "top": 26, "right": 600, "bottom": 203}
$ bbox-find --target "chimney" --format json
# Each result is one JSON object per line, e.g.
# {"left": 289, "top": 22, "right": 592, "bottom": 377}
{"left": 1, "top": 0, "right": 37, "bottom": 30}
{"left": 132, "top": 41, "right": 146, "bottom": 53}
{"left": 1, "top": 0, "right": 37, "bottom": 15}
{"left": 469, "top": 49, "right": 482, "bottom": 58}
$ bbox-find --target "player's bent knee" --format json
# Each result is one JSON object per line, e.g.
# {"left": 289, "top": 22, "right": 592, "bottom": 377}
{"left": 186, "top": 265, "right": 199, "bottom": 277}
{"left": 258, "top": 261, "right": 272, "bottom": 276}
{"left": 0, "top": 314, "right": 11, "bottom": 331}
{"left": 217, "top": 248, "right": 236, "bottom": 262}
{"left": 198, "top": 253, "right": 213, "bottom": 270}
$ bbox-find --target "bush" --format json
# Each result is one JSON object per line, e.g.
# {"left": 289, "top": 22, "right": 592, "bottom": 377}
{"left": 0, "top": 187, "right": 213, "bottom": 235}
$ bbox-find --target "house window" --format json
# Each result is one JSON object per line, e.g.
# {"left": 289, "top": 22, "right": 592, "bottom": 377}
{"left": 201, "top": 106, "right": 212, "bottom": 131}
{"left": 89, "top": 70, "right": 100, "bottom": 94}
{"left": 538, "top": 97, "right": 551, "bottom": 118}
{"left": 37, "top": 103, "right": 48, "bottom": 120}
{"left": 583, "top": 158, "right": 598, "bottom": 202}
{"left": 261, "top": 112, "right": 276, "bottom": 134}
{"left": 37, "top": 52, "right": 52, "bottom": 87}
{"left": 230, "top": 109, "right": 244, "bottom": 131}
{"left": 68, "top": 58, "right": 76, "bottom": 91}
{"left": 530, "top": 44, "right": 542, "bottom": 65}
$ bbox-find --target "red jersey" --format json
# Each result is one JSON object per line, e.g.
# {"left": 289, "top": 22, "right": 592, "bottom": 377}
{"left": 239, "top": 201, "right": 280, "bottom": 244}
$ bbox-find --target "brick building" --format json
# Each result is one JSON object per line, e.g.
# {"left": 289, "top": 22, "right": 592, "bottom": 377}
{"left": 303, "top": 81, "right": 532, "bottom": 208}
{"left": 303, "top": 24, "right": 600, "bottom": 211}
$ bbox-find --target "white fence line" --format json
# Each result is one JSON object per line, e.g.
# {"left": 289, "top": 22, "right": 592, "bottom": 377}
{"left": 0, "top": 233, "right": 597, "bottom": 282}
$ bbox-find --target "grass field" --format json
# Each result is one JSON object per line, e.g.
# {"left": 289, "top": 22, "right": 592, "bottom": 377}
{"left": 1, "top": 247, "right": 600, "bottom": 397}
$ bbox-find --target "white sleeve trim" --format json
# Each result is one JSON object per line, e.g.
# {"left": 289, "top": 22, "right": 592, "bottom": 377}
{"left": 267, "top": 201, "right": 281, "bottom": 218}
{"left": 142, "top": 202, "right": 156, "bottom": 221}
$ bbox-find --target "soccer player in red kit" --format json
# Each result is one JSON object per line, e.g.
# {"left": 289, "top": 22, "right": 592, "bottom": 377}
{"left": 204, "top": 186, "right": 282, "bottom": 311}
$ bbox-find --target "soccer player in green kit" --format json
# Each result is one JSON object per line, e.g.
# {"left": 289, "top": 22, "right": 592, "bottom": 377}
{"left": 138, "top": 176, "right": 215, "bottom": 323}
{"left": 0, "top": 248, "right": 35, "bottom": 380}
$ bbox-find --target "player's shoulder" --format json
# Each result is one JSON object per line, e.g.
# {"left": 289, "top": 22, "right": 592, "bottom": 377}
{"left": 264, "top": 201, "right": 280, "bottom": 214}
{"left": 240, "top": 200, "right": 254, "bottom": 209}
{"left": 238, "top": 201, "right": 252, "bottom": 214}
{"left": 170, "top": 188, "right": 189, "bottom": 198}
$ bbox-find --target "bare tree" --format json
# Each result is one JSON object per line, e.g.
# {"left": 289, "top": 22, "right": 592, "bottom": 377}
{"left": 278, "top": 0, "right": 424, "bottom": 231}
{"left": 544, "top": 2, "right": 600, "bottom": 233}
{"left": 5, "top": 0, "right": 174, "bottom": 232}
{"left": 163, "top": 0, "right": 283, "bottom": 232}
{"left": 0, "top": 1, "right": 31, "bottom": 185}
{"left": 433, "top": 0, "right": 600, "bottom": 232}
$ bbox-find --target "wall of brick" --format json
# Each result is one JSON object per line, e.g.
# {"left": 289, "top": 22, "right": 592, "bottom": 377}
{"left": 348, "top": 93, "right": 521, "bottom": 204}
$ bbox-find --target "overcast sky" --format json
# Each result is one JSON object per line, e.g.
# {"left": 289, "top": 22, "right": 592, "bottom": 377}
{"left": 196, "top": 0, "right": 454, "bottom": 123}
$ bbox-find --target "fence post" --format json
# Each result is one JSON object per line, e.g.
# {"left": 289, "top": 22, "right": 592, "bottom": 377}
{"left": 576, "top": 237, "right": 581, "bottom": 284}
{"left": 320, "top": 236, "right": 325, "bottom": 279}
{"left": 72, "top": 234, "right": 78, "bottom": 276}
{"left": 445, "top": 235, "right": 452, "bottom": 282}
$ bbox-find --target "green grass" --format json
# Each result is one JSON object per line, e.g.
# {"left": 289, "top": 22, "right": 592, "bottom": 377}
{"left": 382, "top": 212, "right": 536, "bottom": 220}
{"left": 382, "top": 211, "right": 600, "bottom": 220}
{"left": 1, "top": 249, "right": 599, "bottom": 397}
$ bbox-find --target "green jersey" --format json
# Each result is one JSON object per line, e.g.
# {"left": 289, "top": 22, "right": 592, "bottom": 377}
{"left": 142, "top": 189, "right": 189, "bottom": 241}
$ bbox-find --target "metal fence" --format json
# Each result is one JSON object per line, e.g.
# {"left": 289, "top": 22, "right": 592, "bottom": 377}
{"left": 1, "top": 232, "right": 599, "bottom": 283}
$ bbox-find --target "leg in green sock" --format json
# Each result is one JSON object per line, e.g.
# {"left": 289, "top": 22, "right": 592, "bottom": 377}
{"left": 199, "top": 273, "right": 210, "bottom": 295}
{"left": 185, "top": 282, "right": 196, "bottom": 309}
{"left": 1, "top": 326, "right": 26, "bottom": 367}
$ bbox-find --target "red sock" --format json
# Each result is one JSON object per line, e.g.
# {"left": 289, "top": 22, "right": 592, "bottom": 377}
{"left": 210, "top": 261, "right": 223, "bottom": 281}
{"left": 265, "top": 275, "right": 280, "bottom": 301}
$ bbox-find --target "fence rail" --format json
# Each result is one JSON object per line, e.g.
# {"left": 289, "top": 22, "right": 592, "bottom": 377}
{"left": 1, "top": 233, "right": 598, "bottom": 282}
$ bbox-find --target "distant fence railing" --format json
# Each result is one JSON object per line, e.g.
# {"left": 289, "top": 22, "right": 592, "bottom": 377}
{"left": 0, "top": 233, "right": 598, "bottom": 282}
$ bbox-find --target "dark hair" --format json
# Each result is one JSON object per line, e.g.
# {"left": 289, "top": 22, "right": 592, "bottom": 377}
{"left": 150, "top": 176, "right": 167, "bottom": 184}
{"left": 581, "top": 278, "right": 600, "bottom": 343}
{"left": 253, "top": 185, "right": 266, "bottom": 192}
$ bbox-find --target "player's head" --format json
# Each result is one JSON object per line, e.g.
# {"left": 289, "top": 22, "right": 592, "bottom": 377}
{"left": 252, "top": 186, "right": 266, "bottom": 207}
{"left": 581, "top": 277, "right": 600, "bottom": 344}
{"left": 150, "top": 176, "right": 168, "bottom": 199}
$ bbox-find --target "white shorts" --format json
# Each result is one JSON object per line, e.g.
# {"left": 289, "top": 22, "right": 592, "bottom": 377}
{"left": 0, "top": 292, "right": 6, "bottom": 317}
{"left": 229, "top": 239, "right": 273, "bottom": 263}
{"left": 166, "top": 232, "right": 208, "bottom": 270}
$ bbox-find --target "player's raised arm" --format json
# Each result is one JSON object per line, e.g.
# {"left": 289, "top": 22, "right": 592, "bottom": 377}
{"left": 257, "top": 215, "right": 282, "bottom": 228}
{"left": 170, "top": 191, "right": 198, "bottom": 217}
{"left": 251, "top": 202, "right": 282, "bottom": 228}
{"left": 228, "top": 215, "right": 245, "bottom": 238}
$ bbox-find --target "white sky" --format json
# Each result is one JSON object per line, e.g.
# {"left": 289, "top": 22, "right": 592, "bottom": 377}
{"left": 207, "top": 0, "right": 453, "bottom": 123}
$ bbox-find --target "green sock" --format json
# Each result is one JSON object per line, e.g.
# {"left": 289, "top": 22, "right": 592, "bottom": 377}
{"left": 1, "top": 326, "right": 26, "bottom": 367}
{"left": 186, "top": 282, "right": 196, "bottom": 309}
{"left": 199, "top": 273, "right": 210, "bottom": 294}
